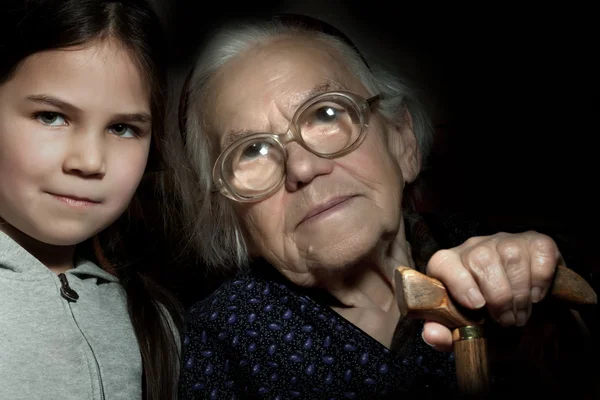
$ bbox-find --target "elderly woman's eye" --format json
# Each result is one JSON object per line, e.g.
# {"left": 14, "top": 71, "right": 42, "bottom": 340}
{"left": 241, "top": 142, "right": 270, "bottom": 160}
{"left": 314, "top": 106, "right": 346, "bottom": 123}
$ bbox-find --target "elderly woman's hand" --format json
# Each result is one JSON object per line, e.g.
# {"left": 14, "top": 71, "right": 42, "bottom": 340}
{"left": 421, "top": 231, "right": 560, "bottom": 351}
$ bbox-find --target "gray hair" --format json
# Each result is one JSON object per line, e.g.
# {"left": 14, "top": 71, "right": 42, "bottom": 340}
{"left": 169, "top": 19, "right": 435, "bottom": 272}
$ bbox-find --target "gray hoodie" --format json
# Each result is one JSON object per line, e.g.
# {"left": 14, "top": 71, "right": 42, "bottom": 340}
{"left": 0, "top": 231, "right": 142, "bottom": 399}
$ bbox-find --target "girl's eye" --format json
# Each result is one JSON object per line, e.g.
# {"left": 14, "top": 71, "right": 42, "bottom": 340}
{"left": 109, "top": 123, "right": 139, "bottom": 138}
{"left": 36, "top": 112, "right": 67, "bottom": 126}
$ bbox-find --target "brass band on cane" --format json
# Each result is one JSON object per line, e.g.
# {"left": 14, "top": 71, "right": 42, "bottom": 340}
{"left": 452, "top": 325, "right": 485, "bottom": 341}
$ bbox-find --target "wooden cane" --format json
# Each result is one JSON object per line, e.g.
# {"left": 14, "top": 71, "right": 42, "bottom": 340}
{"left": 394, "top": 262, "right": 597, "bottom": 397}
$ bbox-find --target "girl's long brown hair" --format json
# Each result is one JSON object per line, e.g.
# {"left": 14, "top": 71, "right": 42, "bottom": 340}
{"left": 2, "top": 1, "right": 183, "bottom": 398}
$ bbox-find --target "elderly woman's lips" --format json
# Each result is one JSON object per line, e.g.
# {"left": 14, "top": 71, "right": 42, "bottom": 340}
{"left": 299, "top": 196, "right": 355, "bottom": 225}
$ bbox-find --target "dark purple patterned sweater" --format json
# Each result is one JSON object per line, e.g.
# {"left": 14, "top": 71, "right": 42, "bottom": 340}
{"left": 178, "top": 264, "right": 457, "bottom": 399}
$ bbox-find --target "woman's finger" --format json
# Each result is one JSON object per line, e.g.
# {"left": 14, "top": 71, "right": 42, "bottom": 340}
{"left": 526, "top": 231, "right": 559, "bottom": 302}
{"left": 496, "top": 237, "right": 531, "bottom": 326}
{"left": 422, "top": 320, "right": 453, "bottom": 352}
{"left": 427, "top": 248, "right": 486, "bottom": 310}
{"left": 459, "top": 242, "right": 514, "bottom": 326}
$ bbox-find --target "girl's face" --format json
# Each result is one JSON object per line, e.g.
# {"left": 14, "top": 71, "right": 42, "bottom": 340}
{"left": 0, "top": 38, "right": 152, "bottom": 247}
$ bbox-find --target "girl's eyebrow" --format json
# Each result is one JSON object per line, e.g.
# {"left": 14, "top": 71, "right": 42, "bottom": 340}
{"left": 112, "top": 113, "right": 152, "bottom": 124}
{"left": 27, "top": 94, "right": 80, "bottom": 114}
{"left": 26, "top": 94, "right": 152, "bottom": 123}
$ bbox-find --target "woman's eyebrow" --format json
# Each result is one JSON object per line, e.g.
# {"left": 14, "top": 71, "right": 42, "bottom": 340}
{"left": 222, "top": 129, "right": 256, "bottom": 148}
{"left": 289, "top": 81, "right": 345, "bottom": 111}
{"left": 220, "top": 81, "right": 346, "bottom": 148}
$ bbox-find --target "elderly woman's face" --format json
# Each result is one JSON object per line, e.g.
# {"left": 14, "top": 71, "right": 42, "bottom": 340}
{"left": 209, "top": 36, "right": 420, "bottom": 285}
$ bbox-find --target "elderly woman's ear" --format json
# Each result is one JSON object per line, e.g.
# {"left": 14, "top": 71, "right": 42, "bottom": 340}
{"left": 387, "top": 109, "right": 422, "bottom": 184}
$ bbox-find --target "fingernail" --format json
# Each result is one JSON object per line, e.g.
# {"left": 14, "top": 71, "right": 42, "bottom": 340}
{"left": 467, "top": 288, "right": 486, "bottom": 308}
{"left": 515, "top": 309, "right": 528, "bottom": 327}
{"left": 498, "top": 310, "right": 516, "bottom": 326}
{"left": 421, "top": 331, "right": 436, "bottom": 348}
{"left": 531, "top": 286, "right": 542, "bottom": 303}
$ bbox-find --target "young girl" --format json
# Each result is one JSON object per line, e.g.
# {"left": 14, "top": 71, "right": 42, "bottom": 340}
{"left": 0, "top": 1, "right": 181, "bottom": 399}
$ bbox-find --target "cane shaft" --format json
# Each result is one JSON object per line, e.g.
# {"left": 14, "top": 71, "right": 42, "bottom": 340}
{"left": 453, "top": 326, "right": 490, "bottom": 397}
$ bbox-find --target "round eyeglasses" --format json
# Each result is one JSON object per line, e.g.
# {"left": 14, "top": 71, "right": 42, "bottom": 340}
{"left": 212, "top": 91, "right": 381, "bottom": 202}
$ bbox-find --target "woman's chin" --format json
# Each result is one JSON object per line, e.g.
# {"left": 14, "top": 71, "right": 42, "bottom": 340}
{"left": 296, "top": 228, "right": 381, "bottom": 271}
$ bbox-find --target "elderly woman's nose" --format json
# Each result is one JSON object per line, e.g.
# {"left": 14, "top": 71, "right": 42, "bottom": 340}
{"left": 284, "top": 142, "right": 334, "bottom": 191}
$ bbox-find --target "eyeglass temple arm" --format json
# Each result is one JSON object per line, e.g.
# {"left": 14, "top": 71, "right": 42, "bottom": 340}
{"left": 367, "top": 94, "right": 382, "bottom": 110}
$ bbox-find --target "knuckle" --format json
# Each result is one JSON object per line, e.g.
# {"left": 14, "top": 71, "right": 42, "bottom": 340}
{"left": 497, "top": 241, "right": 524, "bottom": 264}
{"left": 463, "top": 235, "right": 485, "bottom": 247}
{"left": 464, "top": 246, "right": 494, "bottom": 275}
{"left": 531, "top": 234, "right": 558, "bottom": 258}
{"left": 427, "top": 249, "right": 454, "bottom": 274}
{"left": 454, "top": 268, "right": 474, "bottom": 284}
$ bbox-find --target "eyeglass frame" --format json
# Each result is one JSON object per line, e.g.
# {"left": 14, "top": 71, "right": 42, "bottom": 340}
{"left": 212, "top": 90, "right": 381, "bottom": 202}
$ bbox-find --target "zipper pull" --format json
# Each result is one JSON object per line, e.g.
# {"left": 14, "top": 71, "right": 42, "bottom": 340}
{"left": 58, "top": 273, "right": 79, "bottom": 302}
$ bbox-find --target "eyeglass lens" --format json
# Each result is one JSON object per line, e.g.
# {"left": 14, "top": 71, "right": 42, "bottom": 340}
{"left": 223, "top": 95, "right": 364, "bottom": 196}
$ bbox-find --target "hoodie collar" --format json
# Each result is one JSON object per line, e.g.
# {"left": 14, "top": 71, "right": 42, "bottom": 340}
{"left": 0, "top": 230, "right": 119, "bottom": 283}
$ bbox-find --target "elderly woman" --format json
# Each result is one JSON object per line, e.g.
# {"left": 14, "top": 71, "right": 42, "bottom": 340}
{"left": 172, "top": 15, "right": 563, "bottom": 398}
